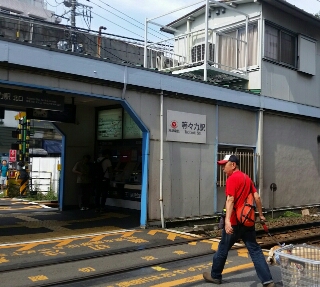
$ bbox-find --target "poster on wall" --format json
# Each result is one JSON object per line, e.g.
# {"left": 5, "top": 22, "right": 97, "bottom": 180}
{"left": 123, "top": 110, "right": 142, "bottom": 139}
{"left": 97, "top": 108, "right": 122, "bottom": 140}
{"left": 166, "top": 110, "right": 206, "bottom": 143}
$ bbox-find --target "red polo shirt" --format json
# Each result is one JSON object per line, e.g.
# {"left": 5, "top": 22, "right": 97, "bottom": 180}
{"left": 225, "top": 170, "right": 256, "bottom": 225}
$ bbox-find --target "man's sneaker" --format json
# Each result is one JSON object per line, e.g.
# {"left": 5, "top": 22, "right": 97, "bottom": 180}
{"left": 203, "top": 272, "right": 222, "bottom": 284}
{"left": 263, "top": 283, "right": 275, "bottom": 287}
{"left": 80, "top": 207, "right": 85, "bottom": 211}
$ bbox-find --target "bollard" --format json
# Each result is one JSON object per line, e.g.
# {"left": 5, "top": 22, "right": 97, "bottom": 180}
{"left": 270, "top": 183, "right": 277, "bottom": 218}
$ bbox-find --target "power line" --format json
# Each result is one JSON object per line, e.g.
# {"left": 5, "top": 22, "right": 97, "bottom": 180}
{"left": 92, "top": 0, "right": 170, "bottom": 40}
{"left": 90, "top": 10, "right": 144, "bottom": 39}
{"left": 45, "top": 0, "right": 62, "bottom": 8}
{"left": 87, "top": 0, "right": 168, "bottom": 41}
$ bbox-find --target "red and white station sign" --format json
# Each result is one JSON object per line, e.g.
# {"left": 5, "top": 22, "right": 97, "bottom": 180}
{"left": 9, "top": 149, "right": 17, "bottom": 162}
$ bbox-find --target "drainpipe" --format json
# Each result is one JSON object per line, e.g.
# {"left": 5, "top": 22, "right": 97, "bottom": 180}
{"left": 159, "top": 91, "right": 165, "bottom": 228}
{"left": 213, "top": 105, "right": 219, "bottom": 213}
{"left": 257, "top": 109, "right": 264, "bottom": 199}
{"left": 204, "top": 0, "right": 209, "bottom": 81}
{"left": 97, "top": 26, "right": 106, "bottom": 58}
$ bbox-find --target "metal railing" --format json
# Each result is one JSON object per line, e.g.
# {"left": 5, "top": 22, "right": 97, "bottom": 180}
{"left": 29, "top": 171, "right": 52, "bottom": 192}
{"left": 217, "top": 151, "right": 260, "bottom": 187}
{"left": 146, "top": 28, "right": 248, "bottom": 76}
{"left": 0, "top": 12, "right": 148, "bottom": 65}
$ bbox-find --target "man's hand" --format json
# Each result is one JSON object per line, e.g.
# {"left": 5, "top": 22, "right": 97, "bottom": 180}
{"left": 225, "top": 220, "right": 233, "bottom": 234}
{"left": 260, "top": 215, "right": 266, "bottom": 222}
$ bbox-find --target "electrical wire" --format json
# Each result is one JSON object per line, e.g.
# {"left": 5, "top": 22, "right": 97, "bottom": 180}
{"left": 91, "top": 0, "right": 170, "bottom": 39}
{"left": 45, "top": 0, "right": 63, "bottom": 8}
{"left": 90, "top": 10, "right": 144, "bottom": 39}
{"left": 80, "top": 32, "right": 134, "bottom": 64}
{"left": 87, "top": 0, "right": 167, "bottom": 41}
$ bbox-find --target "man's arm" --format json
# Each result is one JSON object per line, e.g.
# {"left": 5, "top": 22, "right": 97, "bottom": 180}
{"left": 72, "top": 162, "right": 81, "bottom": 175}
{"left": 225, "top": 195, "right": 234, "bottom": 234}
{"left": 253, "top": 191, "right": 266, "bottom": 221}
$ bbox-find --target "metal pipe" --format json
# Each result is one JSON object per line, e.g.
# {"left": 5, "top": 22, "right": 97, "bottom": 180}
{"left": 159, "top": 91, "right": 165, "bottom": 228}
{"left": 144, "top": 18, "right": 148, "bottom": 68}
{"left": 213, "top": 105, "right": 219, "bottom": 213}
{"left": 204, "top": 0, "right": 209, "bottom": 81}
{"left": 258, "top": 109, "right": 264, "bottom": 199}
{"left": 97, "top": 26, "right": 106, "bottom": 58}
{"left": 245, "top": 16, "right": 248, "bottom": 75}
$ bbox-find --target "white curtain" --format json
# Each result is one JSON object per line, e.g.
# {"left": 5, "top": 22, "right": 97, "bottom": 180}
{"left": 219, "top": 24, "right": 258, "bottom": 71}
{"left": 218, "top": 31, "right": 236, "bottom": 71}
{"left": 238, "top": 24, "right": 258, "bottom": 68}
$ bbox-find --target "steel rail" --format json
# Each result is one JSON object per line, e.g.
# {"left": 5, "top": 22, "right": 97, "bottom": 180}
{"left": 0, "top": 235, "right": 210, "bottom": 273}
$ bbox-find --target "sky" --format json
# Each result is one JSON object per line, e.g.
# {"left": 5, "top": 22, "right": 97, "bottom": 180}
{"left": 44, "top": 0, "right": 320, "bottom": 42}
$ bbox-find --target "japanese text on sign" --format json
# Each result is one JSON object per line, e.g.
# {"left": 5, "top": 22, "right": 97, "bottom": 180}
{"left": 167, "top": 110, "right": 206, "bottom": 143}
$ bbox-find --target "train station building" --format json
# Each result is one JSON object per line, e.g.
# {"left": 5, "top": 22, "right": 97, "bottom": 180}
{"left": 1, "top": 0, "right": 320, "bottom": 229}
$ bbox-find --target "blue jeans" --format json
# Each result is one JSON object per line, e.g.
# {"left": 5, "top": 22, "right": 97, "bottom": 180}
{"left": 211, "top": 225, "right": 273, "bottom": 284}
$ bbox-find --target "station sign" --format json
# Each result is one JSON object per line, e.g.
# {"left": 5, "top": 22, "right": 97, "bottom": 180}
{"left": 166, "top": 110, "right": 206, "bottom": 144}
{"left": 9, "top": 149, "right": 17, "bottom": 162}
{"left": 0, "top": 88, "right": 64, "bottom": 111}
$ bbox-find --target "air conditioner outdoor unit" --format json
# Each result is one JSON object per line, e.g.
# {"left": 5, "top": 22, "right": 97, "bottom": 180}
{"left": 156, "top": 55, "right": 173, "bottom": 70}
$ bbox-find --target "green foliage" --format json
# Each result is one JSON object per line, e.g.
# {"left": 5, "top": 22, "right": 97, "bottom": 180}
{"left": 7, "top": 182, "right": 21, "bottom": 198}
{"left": 282, "top": 211, "right": 301, "bottom": 218}
{"left": 28, "top": 189, "right": 58, "bottom": 201}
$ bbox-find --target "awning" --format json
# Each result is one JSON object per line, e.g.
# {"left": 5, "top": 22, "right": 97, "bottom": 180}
{"left": 42, "top": 140, "right": 62, "bottom": 154}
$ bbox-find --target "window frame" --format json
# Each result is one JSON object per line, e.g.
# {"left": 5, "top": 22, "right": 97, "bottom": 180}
{"left": 264, "top": 21, "right": 298, "bottom": 69}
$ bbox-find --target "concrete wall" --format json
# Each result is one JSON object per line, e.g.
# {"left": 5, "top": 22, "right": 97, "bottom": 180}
{"left": 261, "top": 3, "right": 320, "bottom": 107}
{"left": 263, "top": 113, "right": 320, "bottom": 207}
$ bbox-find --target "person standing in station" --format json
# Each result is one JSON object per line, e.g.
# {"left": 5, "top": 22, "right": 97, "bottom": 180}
{"left": 203, "top": 154, "right": 275, "bottom": 287}
{"left": 72, "top": 155, "right": 92, "bottom": 210}
{"left": 0, "top": 160, "right": 8, "bottom": 193}
{"left": 94, "top": 151, "right": 113, "bottom": 213}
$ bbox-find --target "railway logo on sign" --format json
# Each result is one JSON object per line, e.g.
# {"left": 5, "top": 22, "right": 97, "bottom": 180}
{"left": 9, "top": 149, "right": 17, "bottom": 162}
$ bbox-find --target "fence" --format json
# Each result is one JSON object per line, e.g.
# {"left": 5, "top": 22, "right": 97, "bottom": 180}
{"left": 217, "top": 151, "right": 260, "bottom": 187}
{"left": 29, "top": 157, "right": 60, "bottom": 193}
{"left": 29, "top": 171, "right": 52, "bottom": 193}
{"left": 0, "top": 13, "right": 147, "bottom": 65}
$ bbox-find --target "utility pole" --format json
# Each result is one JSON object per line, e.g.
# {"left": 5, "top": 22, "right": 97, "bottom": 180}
{"left": 62, "top": 0, "right": 92, "bottom": 52}
{"left": 71, "top": 0, "right": 77, "bottom": 52}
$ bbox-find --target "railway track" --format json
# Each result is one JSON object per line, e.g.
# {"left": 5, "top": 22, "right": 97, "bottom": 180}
{"left": 4, "top": 222, "right": 320, "bottom": 287}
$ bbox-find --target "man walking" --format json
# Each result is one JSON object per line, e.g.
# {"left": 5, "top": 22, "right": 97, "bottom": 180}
{"left": 203, "top": 154, "right": 275, "bottom": 287}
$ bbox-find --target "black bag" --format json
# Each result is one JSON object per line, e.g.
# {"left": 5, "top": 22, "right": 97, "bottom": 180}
{"left": 18, "top": 169, "right": 29, "bottom": 180}
{"left": 218, "top": 208, "right": 226, "bottom": 229}
{"left": 94, "top": 158, "right": 107, "bottom": 180}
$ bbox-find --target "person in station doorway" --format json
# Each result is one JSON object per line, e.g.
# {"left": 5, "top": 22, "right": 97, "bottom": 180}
{"left": 203, "top": 154, "right": 275, "bottom": 287}
{"left": 0, "top": 160, "right": 8, "bottom": 192}
{"left": 72, "top": 155, "right": 92, "bottom": 210}
{"left": 94, "top": 150, "right": 113, "bottom": 213}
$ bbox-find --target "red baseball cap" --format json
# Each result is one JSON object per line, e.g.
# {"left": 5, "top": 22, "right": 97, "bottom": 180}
{"left": 217, "top": 154, "right": 239, "bottom": 165}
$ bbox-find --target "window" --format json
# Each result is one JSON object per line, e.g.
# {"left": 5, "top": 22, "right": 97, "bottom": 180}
{"left": 217, "top": 148, "right": 259, "bottom": 187}
{"left": 218, "top": 23, "right": 258, "bottom": 71}
{"left": 264, "top": 23, "right": 297, "bottom": 67}
{"left": 191, "top": 43, "right": 214, "bottom": 63}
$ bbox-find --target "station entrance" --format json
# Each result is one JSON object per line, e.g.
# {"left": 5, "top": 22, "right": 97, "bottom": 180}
{"left": 0, "top": 85, "right": 148, "bottom": 233}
